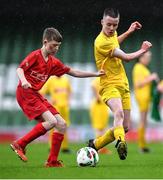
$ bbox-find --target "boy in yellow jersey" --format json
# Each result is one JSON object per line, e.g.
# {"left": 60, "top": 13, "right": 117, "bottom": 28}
{"left": 132, "top": 51, "right": 159, "bottom": 153}
{"left": 90, "top": 77, "right": 111, "bottom": 154}
{"left": 40, "top": 75, "right": 72, "bottom": 153}
{"left": 88, "top": 8, "right": 152, "bottom": 160}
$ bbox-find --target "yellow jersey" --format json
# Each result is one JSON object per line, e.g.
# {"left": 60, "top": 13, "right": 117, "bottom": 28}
{"left": 132, "top": 63, "right": 151, "bottom": 99}
{"left": 94, "top": 31, "right": 129, "bottom": 88}
{"left": 40, "top": 75, "right": 71, "bottom": 107}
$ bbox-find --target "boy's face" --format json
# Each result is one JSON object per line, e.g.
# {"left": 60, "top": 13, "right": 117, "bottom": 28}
{"left": 140, "top": 51, "right": 152, "bottom": 65}
{"left": 101, "top": 15, "right": 119, "bottom": 36}
{"left": 44, "top": 40, "right": 61, "bottom": 55}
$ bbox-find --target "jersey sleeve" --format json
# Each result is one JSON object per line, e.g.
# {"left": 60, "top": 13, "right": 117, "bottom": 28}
{"left": 19, "top": 52, "right": 37, "bottom": 71}
{"left": 52, "top": 59, "right": 70, "bottom": 77}
{"left": 96, "top": 42, "right": 114, "bottom": 57}
{"left": 95, "top": 33, "right": 119, "bottom": 57}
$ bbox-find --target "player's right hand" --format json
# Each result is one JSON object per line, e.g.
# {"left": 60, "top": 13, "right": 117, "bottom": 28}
{"left": 21, "top": 80, "right": 32, "bottom": 89}
{"left": 141, "top": 41, "right": 152, "bottom": 52}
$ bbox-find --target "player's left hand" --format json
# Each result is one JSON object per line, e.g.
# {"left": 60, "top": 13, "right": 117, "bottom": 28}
{"left": 128, "top": 21, "right": 142, "bottom": 33}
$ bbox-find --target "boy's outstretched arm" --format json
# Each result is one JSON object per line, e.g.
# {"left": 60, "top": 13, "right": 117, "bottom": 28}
{"left": 66, "top": 68, "right": 105, "bottom": 78}
{"left": 112, "top": 41, "right": 152, "bottom": 62}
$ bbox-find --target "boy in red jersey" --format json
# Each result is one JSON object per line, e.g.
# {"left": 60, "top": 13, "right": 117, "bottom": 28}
{"left": 10, "top": 27, "right": 104, "bottom": 167}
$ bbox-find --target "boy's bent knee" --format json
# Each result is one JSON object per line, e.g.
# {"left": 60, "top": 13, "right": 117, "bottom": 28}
{"left": 54, "top": 114, "right": 67, "bottom": 133}
{"left": 60, "top": 121, "right": 67, "bottom": 132}
{"left": 42, "top": 119, "right": 57, "bottom": 130}
{"left": 57, "top": 121, "right": 67, "bottom": 133}
{"left": 48, "top": 120, "right": 57, "bottom": 129}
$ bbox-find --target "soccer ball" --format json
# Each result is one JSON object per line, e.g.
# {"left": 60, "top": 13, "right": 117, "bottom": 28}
{"left": 76, "top": 147, "right": 99, "bottom": 167}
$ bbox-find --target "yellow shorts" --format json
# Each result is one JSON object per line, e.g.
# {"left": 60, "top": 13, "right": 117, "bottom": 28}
{"left": 90, "top": 100, "right": 109, "bottom": 130}
{"left": 136, "top": 97, "right": 151, "bottom": 112}
{"left": 100, "top": 85, "right": 131, "bottom": 110}
{"left": 54, "top": 105, "right": 70, "bottom": 126}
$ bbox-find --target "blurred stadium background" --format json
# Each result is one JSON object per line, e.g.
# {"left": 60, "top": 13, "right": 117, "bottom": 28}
{"left": 0, "top": 0, "right": 163, "bottom": 144}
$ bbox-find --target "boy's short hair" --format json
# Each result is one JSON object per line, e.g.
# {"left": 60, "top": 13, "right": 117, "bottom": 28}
{"left": 43, "top": 27, "right": 63, "bottom": 42}
{"left": 103, "top": 8, "right": 119, "bottom": 18}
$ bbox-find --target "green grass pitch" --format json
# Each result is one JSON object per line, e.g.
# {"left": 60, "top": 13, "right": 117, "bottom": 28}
{"left": 0, "top": 142, "right": 163, "bottom": 179}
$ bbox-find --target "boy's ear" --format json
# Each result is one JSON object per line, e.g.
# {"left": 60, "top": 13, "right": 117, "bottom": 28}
{"left": 43, "top": 39, "right": 48, "bottom": 44}
{"left": 101, "top": 19, "right": 103, "bottom": 26}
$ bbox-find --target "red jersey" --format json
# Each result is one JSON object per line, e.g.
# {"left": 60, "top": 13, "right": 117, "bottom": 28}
{"left": 18, "top": 49, "right": 70, "bottom": 91}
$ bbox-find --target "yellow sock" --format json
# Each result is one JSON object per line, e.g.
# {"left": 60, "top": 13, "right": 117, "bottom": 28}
{"left": 61, "top": 131, "right": 68, "bottom": 150}
{"left": 114, "top": 126, "right": 125, "bottom": 141}
{"left": 94, "top": 129, "right": 115, "bottom": 150}
{"left": 138, "top": 127, "right": 146, "bottom": 148}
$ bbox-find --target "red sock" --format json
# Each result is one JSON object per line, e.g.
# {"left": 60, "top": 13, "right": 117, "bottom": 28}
{"left": 47, "top": 132, "right": 64, "bottom": 162}
{"left": 17, "top": 123, "right": 47, "bottom": 149}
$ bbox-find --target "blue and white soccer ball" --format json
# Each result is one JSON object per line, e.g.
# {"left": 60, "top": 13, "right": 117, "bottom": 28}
{"left": 76, "top": 147, "right": 99, "bottom": 167}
